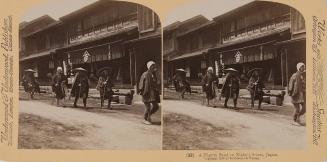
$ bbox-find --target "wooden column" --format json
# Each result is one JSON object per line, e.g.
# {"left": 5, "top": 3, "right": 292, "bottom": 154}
{"left": 285, "top": 49, "right": 289, "bottom": 89}
{"left": 280, "top": 50, "right": 284, "bottom": 86}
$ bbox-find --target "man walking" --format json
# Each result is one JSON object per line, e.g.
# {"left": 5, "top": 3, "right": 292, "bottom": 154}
{"left": 201, "top": 67, "right": 219, "bottom": 106}
{"left": 221, "top": 68, "right": 240, "bottom": 109}
{"left": 139, "top": 61, "right": 160, "bottom": 125}
{"left": 52, "top": 67, "right": 68, "bottom": 107}
{"left": 288, "top": 62, "right": 306, "bottom": 126}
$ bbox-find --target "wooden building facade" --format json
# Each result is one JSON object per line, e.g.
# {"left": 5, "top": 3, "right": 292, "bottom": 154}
{"left": 19, "top": 0, "right": 162, "bottom": 89}
{"left": 125, "top": 4, "right": 162, "bottom": 89}
{"left": 19, "top": 15, "right": 66, "bottom": 85}
{"left": 164, "top": 1, "right": 306, "bottom": 89}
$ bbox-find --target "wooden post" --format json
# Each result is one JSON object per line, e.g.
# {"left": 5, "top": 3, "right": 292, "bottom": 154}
{"left": 129, "top": 48, "right": 133, "bottom": 86}
{"left": 281, "top": 50, "right": 284, "bottom": 87}
{"left": 134, "top": 47, "right": 137, "bottom": 90}
{"left": 285, "top": 49, "right": 289, "bottom": 89}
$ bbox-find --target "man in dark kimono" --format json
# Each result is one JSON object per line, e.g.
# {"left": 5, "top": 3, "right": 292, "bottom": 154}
{"left": 221, "top": 68, "right": 240, "bottom": 109}
{"left": 247, "top": 70, "right": 265, "bottom": 110}
{"left": 139, "top": 61, "right": 160, "bottom": 125}
{"left": 96, "top": 69, "right": 114, "bottom": 109}
{"left": 173, "top": 69, "right": 191, "bottom": 99}
{"left": 52, "top": 67, "right": 68, "bottom": 107}
{"left": 22, "top": 69, "right": 40, "bottom": 99}
{"left": 201, "top": 67, "right": 218, "bottom": 106}
{"left": 71, "top": 70, "right": 89, "bottom": 108}
{"left": 288, "top": 62, "right": 306, "bottom": 126}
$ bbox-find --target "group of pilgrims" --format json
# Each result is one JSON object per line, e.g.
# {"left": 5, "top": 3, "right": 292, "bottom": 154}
{"left": 52, "top": 66, "right": 114, "bottom": 109}
{"left": 21, "top": 61, "right": 160, "bottom": 125}
{"left": 173, "top": 66, "right": 264, "bottom": 109}
{"left": 22, "top": 66, "right": 114, "bottom": 109}
{"left": 172, "top": 62, "right": 306, "bottom": 126}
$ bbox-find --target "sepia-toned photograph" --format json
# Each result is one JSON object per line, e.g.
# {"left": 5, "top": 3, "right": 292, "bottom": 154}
{"left": 163, "top": 0, "right": 306, "bottom": 150}
{"left": 18, "top": 0, "right": 162, "bottom": 149}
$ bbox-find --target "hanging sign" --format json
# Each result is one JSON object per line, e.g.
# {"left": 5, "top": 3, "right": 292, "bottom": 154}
{"left": 83, "top": 50, "right": 91, "bottom": 63}
{"left": 235, "top": 51, "right": 242, "bottom": 63}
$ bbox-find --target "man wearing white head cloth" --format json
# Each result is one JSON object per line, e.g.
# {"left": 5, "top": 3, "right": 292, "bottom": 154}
{"left": 288, "top": 62, "right": 305, "bottom": 126}
{"left": 138, "top": 61, "right": 160, "bottom": 125}
{"left": 52, "top": 66, "right": 68, "bottom": 107}
{"left": 201, "top": 66, "right": 219, "bottom": 106}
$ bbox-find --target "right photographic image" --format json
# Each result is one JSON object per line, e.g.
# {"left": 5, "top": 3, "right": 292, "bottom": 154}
{"left": 163, "top": 0, "right": 306, "bottom": 150}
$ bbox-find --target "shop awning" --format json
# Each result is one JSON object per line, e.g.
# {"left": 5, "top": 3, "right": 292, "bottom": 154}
{"left": 170, "top": 48, "right": 208, "bottom": 61}
{"left": 19, "top": 49, "right": 55, "bottom": 62}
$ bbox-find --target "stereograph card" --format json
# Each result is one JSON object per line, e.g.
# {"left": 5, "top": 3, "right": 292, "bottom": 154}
{"left": 0, "top": 0, "right": 326, "bottom": 161}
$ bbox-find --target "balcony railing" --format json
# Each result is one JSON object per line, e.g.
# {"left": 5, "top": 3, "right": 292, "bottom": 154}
{"left": 178, "top": 43, "right": 216, "bottom": 55}
{"left": 222, "top": 14, "right": 290, "bottom": 44}
{"left": 69, "top": 13, "right": 138, "bottom": 44}
{"left": 21, "top": 42, "right": 65, "bottom": 57}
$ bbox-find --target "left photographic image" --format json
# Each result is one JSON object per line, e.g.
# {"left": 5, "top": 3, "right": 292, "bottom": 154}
{"left": 18, "top": 0, "right": 162, "bottom": 149}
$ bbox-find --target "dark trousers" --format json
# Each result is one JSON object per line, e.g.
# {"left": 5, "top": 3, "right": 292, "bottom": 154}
{"left": 144, "top": 102, "right": 159, "bottom": 121}
{"left": 293, "top": 102, "right": 306, "bottom": 122}
{"left": 74, "top": 94, "right": 87, "bottom": 108}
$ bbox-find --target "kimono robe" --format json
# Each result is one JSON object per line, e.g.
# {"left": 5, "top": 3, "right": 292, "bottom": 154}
{"left": 288, "top": 71, "right": 305, "bottom": 104}
{"left": 52, "top": 73, "right": 67, "bottom": 99}
{"left": 221, "top": 73, "right": 240, "bottom": 98}
{"left": 96, "top": 74, "right": 114, "bottom": 100}
{"left": 139, "top": 70, "right": 160, "bottom": 103}
{"left": 201, "top": 72, "right": 219, "bottom": 100}
{"left": 247, "top": 75, "right": 265, "bottom": 100}
{"left": 71, "top": 73, "right": 89, "bottom": 98}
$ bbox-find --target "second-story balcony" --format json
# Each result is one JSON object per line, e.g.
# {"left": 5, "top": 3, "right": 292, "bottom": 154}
{"left": 69, "top": 13, "right": 138, "bottom": 45}
{"left": 222, "top": 13, "right": 290, "bottom": 44}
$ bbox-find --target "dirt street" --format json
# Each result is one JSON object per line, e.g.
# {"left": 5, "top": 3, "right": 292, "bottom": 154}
{"left": 163, "top": 100, "right": 306, "bottom": 150}
{"left": 19, "top": 99, "right": 161, "bottom": 149}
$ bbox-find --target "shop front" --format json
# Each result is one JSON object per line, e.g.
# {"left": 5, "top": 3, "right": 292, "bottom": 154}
{"left": 19, "top": 50, "right": 57, "bottom": 85}
{"left": 275, "top": 37, "right": 306, "bottom": 87}
{"left": 208, "top": 41, "right": 283, "bottom": 89}
{"left": 168, "top": 49, "right": 208, "bottom": 86}
{"left": 60, "top": 42, "right": 132, "bottom": 88}
{"left": 125, "top": 35, "right": 161, "bottom": 89}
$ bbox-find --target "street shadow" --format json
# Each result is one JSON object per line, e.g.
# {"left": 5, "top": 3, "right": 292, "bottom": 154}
{"left": 110, "top": 107, "right": 129, "bottom": 111}
{"left": 163, "top": 97, "right": 180, "bottom": 100}
{"left": 260, "top": 108, "right": 279, "bottom": 112}
{"left": 151, "top": 121, "right": 161, "bottom": 125}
